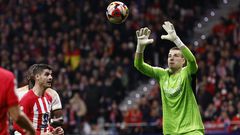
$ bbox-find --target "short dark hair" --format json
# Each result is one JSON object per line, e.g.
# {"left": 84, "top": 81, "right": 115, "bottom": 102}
{"left": 27, "top": 64, "right": 38, "bottom": 81}
{"left": 170, "top": 47, "right": 180, "bottom": 51}
{"left": 32, "top": 64, "right": 52, "bottom": 76}
{"left": 27, "top": 64, "right": 52, "bottom": 89}
{"left": 27, "top": 64, "right": 38, "bottom": 89}
{"left": 169, "top": 47, "right": 183, "bottom": 57}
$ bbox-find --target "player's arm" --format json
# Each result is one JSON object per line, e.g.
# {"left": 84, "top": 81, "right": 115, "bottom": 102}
{"left": 50, "top": 90, "right": 63, "bottom": 127}
{"left": 161, "top": 21, "right": 198, "bottom": 74}
{"left": 180, "top": 47, "right": 198, "bottom": 74}
{"left": 7, "top": 76, "right": 35, "bottom": 135}
{"left": 9, "top": 105, "right": 35, "bottom": 135}
{"left": 16, "top": 85, "right": 29, "bottom": 100}
{"left": 51, "top": 127, "right": 64, "bottom": 135}
{"left": 134, "top": 54, "right": 158, "bottom": 78}
{"left": 134, "top": 27, "right": 164, "bottom": 79}
{"left": 50, "top": 110, "right": 63, "bottom": 127}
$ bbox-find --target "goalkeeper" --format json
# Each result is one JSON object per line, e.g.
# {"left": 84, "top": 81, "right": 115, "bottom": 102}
{"left": 134, "top": 21, "right": 204, "bottom": 135}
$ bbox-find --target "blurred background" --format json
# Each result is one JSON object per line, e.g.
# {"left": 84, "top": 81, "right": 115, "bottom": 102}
{"left": 1, "top": 0, "right": 240, "bottom": 134}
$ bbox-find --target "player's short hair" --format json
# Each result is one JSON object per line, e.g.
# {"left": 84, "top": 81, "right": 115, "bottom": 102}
{"left": 27, "top": 64, "right": 52, "bottom": 89}
{"left": 32, "top": 64, "right": 52, "bottom": 75}
{"left": 170, "top": 47, "right": 179, "bottom": 50}
{"left": 27, "top": 64, "right": 38, "bottom": 89}
{"left": 170, "top": 47, "right": 183, "bottom": 57}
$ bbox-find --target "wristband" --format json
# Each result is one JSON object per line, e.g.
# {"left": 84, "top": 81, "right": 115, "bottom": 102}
{"left": 173, "top": 37, "right": 184, "bottom": 48}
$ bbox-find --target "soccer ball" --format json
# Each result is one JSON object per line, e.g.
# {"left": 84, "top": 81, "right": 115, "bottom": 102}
{"left": 106, "top": 1, "right": 129, "bottom": 24}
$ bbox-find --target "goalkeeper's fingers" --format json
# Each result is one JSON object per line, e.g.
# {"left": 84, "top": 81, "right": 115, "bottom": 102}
{"left": 139, "top": 28, "right": 144, "bottom": 36}
{"left": 161, "top": 35, "right": 169, "bottom": 40}
{"left": 145, "top": 39, "right": 154, "bottom": 44}
{"left": 165, "top": 21, "right": 175, "bottom": 30}
{"left": 136, "top": 28, "right": 145, "bottom": 37}
{"left": 146, "top": 29, "right": 151, "bottom": 38}
{"left": 162, "top": 24, "right": 168, "bottom": 32}
{"left": 136, "top": 30, "right": 140, "bottom": 37}
{"left": 162, "top": 21, "right": 175, "bottom": 32}
{"left": 136, "top": 27, "right": 151, "bottom": 37}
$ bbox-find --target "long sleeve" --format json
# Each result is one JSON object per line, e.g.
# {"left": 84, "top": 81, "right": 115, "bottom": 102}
{"left": 134, "top": 53, "right": 165, "bottom": 80}
{"left": 181, "top": 46, "right": 198, "bottom": 74}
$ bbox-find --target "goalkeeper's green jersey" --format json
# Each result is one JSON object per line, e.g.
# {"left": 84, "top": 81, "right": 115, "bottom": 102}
{"left": 134, "top": 47, "right": 204, "bottom": 134}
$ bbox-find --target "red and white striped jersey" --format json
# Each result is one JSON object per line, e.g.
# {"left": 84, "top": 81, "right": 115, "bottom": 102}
{"left": 16, "top": 86, "right": 62, "bottom": 111}
{"left": 14, "top": 90, "right": 53, "bottom": 134}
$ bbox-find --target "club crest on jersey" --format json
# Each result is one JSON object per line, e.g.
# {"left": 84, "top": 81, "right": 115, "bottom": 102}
{"left": 41, "top": 112, "right": 49, "bottom": 128}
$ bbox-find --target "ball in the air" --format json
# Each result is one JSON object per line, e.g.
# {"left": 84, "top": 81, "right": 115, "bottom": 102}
{"left": 106, "top": 1, "right": 129, "bottom": 24}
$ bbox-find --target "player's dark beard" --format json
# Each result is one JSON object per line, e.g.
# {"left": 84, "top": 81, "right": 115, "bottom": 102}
{"left": 43, "top": 81, "right": 52, "bottom": 90}
{"left": 46, "top": 83, "right": 52, "bottom": 88}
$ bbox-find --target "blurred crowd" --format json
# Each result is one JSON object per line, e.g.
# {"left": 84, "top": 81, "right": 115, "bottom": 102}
{"left": 197, "top": 6, "right": 240, "bottom": 133}
{"left": 1, "top": 0, "right": 240, "bottom": 134}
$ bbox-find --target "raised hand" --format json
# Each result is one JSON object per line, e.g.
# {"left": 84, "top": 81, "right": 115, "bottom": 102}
{"left": 135, "top": 27, "right": 154, "bottom": 53}
{"left": 161, "top": 21, "right": 178, "bottom": 42}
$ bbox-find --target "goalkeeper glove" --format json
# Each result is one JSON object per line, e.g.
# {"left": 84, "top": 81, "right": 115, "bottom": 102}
{"left": 161, "top": 21, "right": 184, "bottom": 48}
{"left": 136, "top": 27, "right": 154, "bottom": 53}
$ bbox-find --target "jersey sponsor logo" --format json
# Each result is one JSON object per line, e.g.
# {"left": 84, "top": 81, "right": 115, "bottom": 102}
{"left": 165, "top": 87, "right": 182, "bottom": 97}
{"left": 163, "top": 76, "right": 183, "bottom": 97}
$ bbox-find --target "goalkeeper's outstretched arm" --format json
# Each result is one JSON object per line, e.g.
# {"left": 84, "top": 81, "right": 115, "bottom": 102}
{"left": 161, "top": 21, "right": 198, "bottom": 74}
{"left": 134, "top": 27, "right": 157, "bottom": 78}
